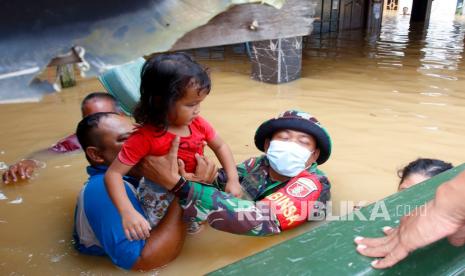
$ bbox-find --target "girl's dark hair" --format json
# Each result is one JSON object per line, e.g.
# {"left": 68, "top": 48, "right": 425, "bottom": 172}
{"left": 133, "top": 52, "right": 211, "bottom": 130}
{"left": 398, "top": 158, "right": 453, "bottom": 185}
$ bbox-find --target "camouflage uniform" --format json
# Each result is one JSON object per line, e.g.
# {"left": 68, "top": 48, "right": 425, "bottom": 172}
{"left": 143, "top": 109, "right": 333, "bottom": 236}
{"left": 176, "top": 155, "right": 331, "bottom": 236}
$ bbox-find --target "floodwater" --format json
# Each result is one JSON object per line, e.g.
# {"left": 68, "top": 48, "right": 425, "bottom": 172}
{"left": 1, "top": 10, "right": 465, "bottom": 275}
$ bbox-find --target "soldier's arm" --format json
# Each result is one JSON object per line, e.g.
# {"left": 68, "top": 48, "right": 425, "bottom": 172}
{"left": 175, "top": 181, "right": 281, "bottom": 236}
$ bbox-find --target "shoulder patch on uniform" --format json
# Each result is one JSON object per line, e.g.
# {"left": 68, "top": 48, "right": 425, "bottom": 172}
{"left": 286, "top": 178, "right": 318, "bottom": 198}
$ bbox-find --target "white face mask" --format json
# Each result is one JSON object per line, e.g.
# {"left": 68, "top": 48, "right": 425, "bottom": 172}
{"left": 266, "top": 140, "right": 312, "bottom": 177}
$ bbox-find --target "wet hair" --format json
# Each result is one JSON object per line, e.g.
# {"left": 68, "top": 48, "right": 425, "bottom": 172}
{"left": 80, "top": 92, "right": 121, "bottom": 116}
{"left": 76, "top": 112, "right": 119, "bottom": 152}
{"left": 133, "top": 52, "right": 211, "bottom": 131}
{"left": 398, "top": 158, "right": 453, "bottom": 185}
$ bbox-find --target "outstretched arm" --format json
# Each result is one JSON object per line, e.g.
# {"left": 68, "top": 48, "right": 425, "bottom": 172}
{"left": 355, "top": 170, "right": 465, "bottom": 269}
{"left": 2, "top": 159, "right": 42, "bottom": 184}
{"left": 2, "top": 134, "right": 82, "bottom": 184}
{"left": 177, "top": 182, "right": 281, "bottom": 236}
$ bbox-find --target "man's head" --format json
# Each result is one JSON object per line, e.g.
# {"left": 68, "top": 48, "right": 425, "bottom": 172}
{"left": 254, "top": 110, "right": 332, "bottom": 177}
{"left": 81, "top": 92, "right": 123, "bottom": 117}
{"left": 76, "top": 112, "right": 134, "bottom": 166}
{"left": 265, "top": 129, "right": 320, "bottom": 168}
{"left": 402, "top": 7, "right": 409, "bottom": 15}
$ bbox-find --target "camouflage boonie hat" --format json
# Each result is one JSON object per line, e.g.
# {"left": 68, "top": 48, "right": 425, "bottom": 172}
{"left": 254, "top": 110, "right": 332, "bottom": 164}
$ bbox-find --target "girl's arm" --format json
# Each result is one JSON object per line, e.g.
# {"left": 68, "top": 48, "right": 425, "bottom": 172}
{"left": 208, "top": 135, "right": 243, "bottom": 197}
{"left": 105, "top": 159, "right": 151, "bottom": 240}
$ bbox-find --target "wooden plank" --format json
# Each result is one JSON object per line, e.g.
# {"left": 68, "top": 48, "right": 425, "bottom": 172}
{"left": 47, "top": 47, "right": 82, "bottom": 67}
{"left": 170, "top": 0, "right": 315, "bottom": 51}
{"left": 209, "top": 164, "right": 465, "bottom": 275}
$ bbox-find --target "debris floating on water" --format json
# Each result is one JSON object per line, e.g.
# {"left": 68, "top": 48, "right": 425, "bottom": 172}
{"left": 420, "top": 92, "right": 444, "bottom": 97}
{"left": 419, "top": 102, "right": 447, "bottom": 106}
{"left": 54, "top": 164, "right": 71, "bottom": 169}
{"left": 424, "top": 126, "right": 439, "bottom": 131}
{"left": 50, "top": 253, "right": 66, "bottom": 263}
{"left": 8, "top": 197, "right": 23, "bottom": 204}
{"left": 26, "top": 254, "right": 33, "bottom": 264}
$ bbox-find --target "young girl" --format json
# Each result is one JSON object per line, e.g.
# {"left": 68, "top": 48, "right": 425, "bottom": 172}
{"left": 105, "top": 53, "right": 242, "bottom": 240}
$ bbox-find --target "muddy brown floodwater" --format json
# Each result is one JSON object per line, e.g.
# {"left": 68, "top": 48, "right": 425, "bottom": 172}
{"left": 0, "top": 11, "right": 464, "bottom": 275}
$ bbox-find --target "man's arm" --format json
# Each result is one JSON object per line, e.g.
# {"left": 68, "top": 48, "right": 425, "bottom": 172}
{"left": 177, "top": 153, "right": 218, "bottom": 184}
{"left": 132, "top": 200, "right": 187, "bottom": 271}
{"left": 2, "top": 159, "right": 42, "bottom": 184}
{"left": 139, "top": 138, "right": 328, "bottom": 236}
{"left": 138, "top": 138, "right": 280, "bottom": 236}
{"left": 2, "top": 133, "right": 83, "bottom": 183}
{"left": 176, "top": 182, "right": 281, "bottom": 236}
{"left": 355, "top": 170, "right": 465, "bottom": 269}
{"left": 77, "top": 175, "right": 184, "bottom": 270}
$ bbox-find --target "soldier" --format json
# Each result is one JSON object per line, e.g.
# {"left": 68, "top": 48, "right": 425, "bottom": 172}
{"left": 148, "top": 110, "right": 333, "bottom": 236}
